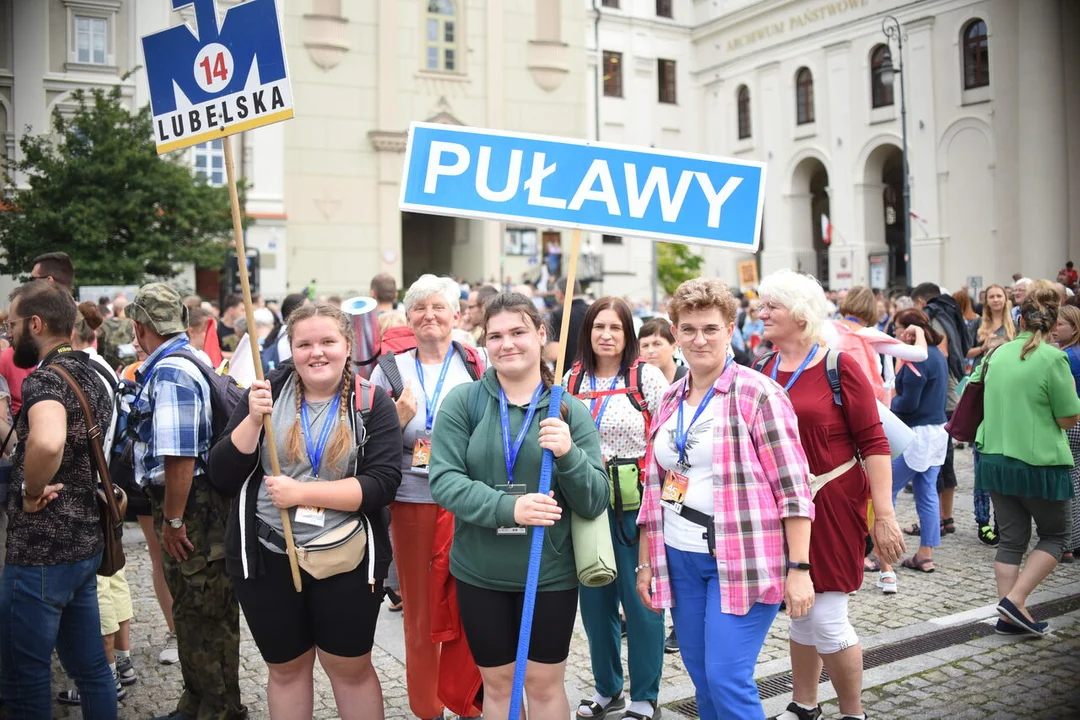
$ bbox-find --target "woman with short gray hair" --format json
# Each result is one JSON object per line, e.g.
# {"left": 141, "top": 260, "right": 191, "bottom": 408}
{"left": 756, "top": 270, "right": 905, "bottom": 720}
{"left": 369, "top": 273, "right": 484, "bottom": 720}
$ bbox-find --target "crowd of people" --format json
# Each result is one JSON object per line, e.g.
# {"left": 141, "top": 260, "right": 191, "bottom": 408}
{"left": 0, "top": 250, "right": 1077, "bottom": 720}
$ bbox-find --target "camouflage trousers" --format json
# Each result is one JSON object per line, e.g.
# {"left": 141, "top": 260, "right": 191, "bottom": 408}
{"left": 148, "top": 477, "right": 246, "bottom": 720}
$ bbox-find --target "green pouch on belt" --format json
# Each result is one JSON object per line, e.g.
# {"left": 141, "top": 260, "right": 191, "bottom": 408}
{"left": 608, "top": 458, "right": 642, "bottom": 512}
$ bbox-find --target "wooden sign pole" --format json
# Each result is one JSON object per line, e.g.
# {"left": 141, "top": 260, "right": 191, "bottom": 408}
{"left": 222, "top": 134, "right": 303, "bottom": 593}
{"left": 553, "top": 229, "right": 582, "bottom": 379}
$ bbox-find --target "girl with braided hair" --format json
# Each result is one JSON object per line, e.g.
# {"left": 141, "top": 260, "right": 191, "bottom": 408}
{"left": 210, "top": 302, "right": 403, "bottom": 719}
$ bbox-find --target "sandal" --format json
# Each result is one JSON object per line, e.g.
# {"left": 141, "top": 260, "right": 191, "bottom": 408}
{"left": 901, "top": 556, "right": 935, "bottom": 573}
{"left": 903, "top": 522, "right": 921, "bottom": 536}
{"left": 624, "top": 700, "right": 662, "bottom": 720}
{"left": 577, "top": 691, "right": 625, "bottom": 719}
{"left": 876, "top": 571, "right": 898, "bottom": 594}
{"left": 941, "top": 517, "right": 956, "bottom": 534}
{"left": 864, "top": 555, "right": 880, "bottom": 572}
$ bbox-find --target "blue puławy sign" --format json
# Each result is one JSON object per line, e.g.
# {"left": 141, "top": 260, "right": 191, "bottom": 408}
{"left": 142, "top": 0, "right": 292, "bottom": 154}
{"left": 399, "top": 123, "right": 766, "bottom": 251}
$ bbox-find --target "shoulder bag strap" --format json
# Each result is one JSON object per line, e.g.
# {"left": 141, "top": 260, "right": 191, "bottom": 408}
{"left": 49, "top": 365, "right": 121, "bottom": 525}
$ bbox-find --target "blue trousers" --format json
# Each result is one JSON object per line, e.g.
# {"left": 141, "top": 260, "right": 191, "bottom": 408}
{"left": 891, "top": 456, "right": 941, "bottom": 548}
{"left": 667, "top": 546, "right": 778, "bottom": 720}
{"left": 579, "top": 508, "right": 665, "bottom": 701}
{"left": 0, "top": 552, "right": 117, "bottom": 719}
{"left": 972, "top": 450, "right": 997, "bottom": 527}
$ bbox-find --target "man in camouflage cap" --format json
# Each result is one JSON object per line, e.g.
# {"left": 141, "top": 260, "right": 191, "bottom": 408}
{"left": 129, "top": 283, "right": 245, "bottom": 720}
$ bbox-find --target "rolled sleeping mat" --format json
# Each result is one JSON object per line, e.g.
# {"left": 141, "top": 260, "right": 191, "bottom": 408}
{"left": 571, "top": 510, "right": 618, "bottom": 587}
{"left": 342, "top": 296, "right": 380, "bottom": 380}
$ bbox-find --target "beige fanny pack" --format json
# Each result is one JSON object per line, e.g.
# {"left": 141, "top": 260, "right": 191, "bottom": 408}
{"left": 810, "top": 457, "right": 858, "bottom": 497}
{"left": 295, "top": 519, "right": 368, "bottom": 580}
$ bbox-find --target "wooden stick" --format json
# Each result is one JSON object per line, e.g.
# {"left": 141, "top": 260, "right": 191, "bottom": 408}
{"left": 553, "top": 229, "right": 582, "bottom": 380}
{"left": 222, "top": 134, "right": 303, "bottom": 593}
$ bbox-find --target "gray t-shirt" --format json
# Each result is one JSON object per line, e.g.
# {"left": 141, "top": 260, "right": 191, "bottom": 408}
{"left": 370, "top": 350, "right": 476, "bottom": 504}
{"left": 258, "top": 375, "right": 359, "bottom": 553}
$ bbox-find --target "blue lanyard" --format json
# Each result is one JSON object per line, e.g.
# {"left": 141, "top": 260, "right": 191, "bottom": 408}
{"left": 415, "top": 346, "right": 455, "bottom": 431}
{"left": 589, "top": 374, "right": 620, "bottom": 429}
{"left": 499, "top": 384, "right": 544, "bottom": 485}
{"left": 675, "top": 363, "right": 729, "bottom": 466}
{"left": 770, "top": 345, "right": 819, "bottom": 392}
{"left": 844, "top": 316, "right": 862, "bottom": 324}
{"left": 300, "top": 393, "right": 341, "bottom": 478}
{"left": 134, "top": 337, "right": 190, "bottom": 406}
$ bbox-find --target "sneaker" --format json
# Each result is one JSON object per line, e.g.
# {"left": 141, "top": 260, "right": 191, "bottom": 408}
{"left": 977, "top": 525, "right": 1000, "bottom": 547}
{"left": 56, "top": 671, "right": 127, "bottom": 705}
{"left": 386, "top": 587, "right": 403, "bottom": 612}
{"left": 116, "top": 656, "right": 137, "bottom": 686}
{"left": 159, "top": 631, "right": 180, "bottom": 665}
{"left": 664, "top": 628, "right": 679, "bottom": 654}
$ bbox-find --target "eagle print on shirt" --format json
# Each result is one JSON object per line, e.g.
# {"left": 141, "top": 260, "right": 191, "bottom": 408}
{"left": 665, "top": 419, "right": 712, "bottom": 468}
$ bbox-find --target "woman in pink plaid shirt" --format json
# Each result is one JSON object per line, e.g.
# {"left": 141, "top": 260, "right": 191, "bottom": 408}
{"left": 634, "top": 279, "right": 815, "bottom": 720}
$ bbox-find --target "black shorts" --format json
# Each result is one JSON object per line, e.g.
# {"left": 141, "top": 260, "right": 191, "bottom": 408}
{"left": 937, "top": 411, "right": 958, "bottom": 492}
{"left": 455, "top": 579, "right": 578, "bottom": 668}
{"left": 232, "top": 544, "right": 383, "bottom": 664}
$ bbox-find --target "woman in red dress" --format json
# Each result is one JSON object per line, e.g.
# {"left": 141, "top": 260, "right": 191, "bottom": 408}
{"left": 756, "top": 270, "right": 906, "bottom": 720}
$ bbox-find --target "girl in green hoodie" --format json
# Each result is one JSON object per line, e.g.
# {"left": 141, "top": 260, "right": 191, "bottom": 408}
{"left": 430, "top": 292, "right": 609, "bottom": 720}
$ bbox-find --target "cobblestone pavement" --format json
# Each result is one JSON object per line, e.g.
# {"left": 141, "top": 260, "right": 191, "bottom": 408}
{"left": 51, "top": 446, "right": 1080, "bottom": 718}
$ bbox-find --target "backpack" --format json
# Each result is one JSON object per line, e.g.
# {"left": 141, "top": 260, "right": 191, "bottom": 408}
{"left": 565, "top": 358, "right": 651, "bottom": 429}
{"left": 831, "top": 322, "right": 890, "bottom": 405}
{"left": 354, "top": 374, "right": 377, "bottom": 430}
{"left": 109, "top": 347, "right": 244, "bottom": 496}
{"left": 85, "top": 357, "right": 121, "bottom": 457}
{"left": 754, "top": 349, "right": 843, "bottom": 406}
{"left": 99, "top": 317, "right": 136, "bottom": 372}
{"left": 566, "top": 358, "right": 652, "bottom": 546}
{"left": 376, "top": 340, "right": 485, "bottom": 400}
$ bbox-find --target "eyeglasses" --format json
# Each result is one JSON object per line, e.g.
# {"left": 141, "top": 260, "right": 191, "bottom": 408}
{"left": 757, "top": 301, "right": 785, "bottom": 314}
{"left": 678, "top": 325, "right": 724, "bottom": 340}
{"left": 3, "top": 317, "right": 26, "bottom": 334}
{"left": 29, "top": 275, "right": 49, "bottom": 281}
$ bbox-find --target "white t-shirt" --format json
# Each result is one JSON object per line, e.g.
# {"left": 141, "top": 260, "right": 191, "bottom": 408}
{"left": 370, "top": 350, "right": 476, "bottom": 504}
{"left": 85, "top": 347, "right": 118, "bottom": 455}
{"left": 653, "top": 398, "right": 714, "bottom": 554}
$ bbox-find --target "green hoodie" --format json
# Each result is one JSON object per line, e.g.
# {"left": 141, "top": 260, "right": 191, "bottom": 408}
{"left": 429, "top": 368, "right": 609, "bottom": 592}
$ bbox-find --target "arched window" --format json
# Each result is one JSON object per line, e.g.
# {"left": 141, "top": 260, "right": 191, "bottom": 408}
{"left": 796, "top": 67, "right": 814, "bottom": 125}
{"left": 870, "top": 44, "right": 894, "bottom": 108}
{"left": 425, "top": 0, "right": 458, "bottom": 72}
{"left": 737, "top": 85, "right": 751, "bottom": 140}
{"left": 963, "top": 19, "right": 989, "bottom": 89}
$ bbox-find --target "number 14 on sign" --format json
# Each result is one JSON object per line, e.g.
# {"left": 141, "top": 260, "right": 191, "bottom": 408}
{"left": 194, "top": 43, "right": 234, "bottom": 93}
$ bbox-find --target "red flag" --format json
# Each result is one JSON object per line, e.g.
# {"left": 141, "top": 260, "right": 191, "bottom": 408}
{"left": 820, "top": 214, "right": 833, "bottom": 246}
{"left": 203, "top": 317, "right": 223, "bottom": 368}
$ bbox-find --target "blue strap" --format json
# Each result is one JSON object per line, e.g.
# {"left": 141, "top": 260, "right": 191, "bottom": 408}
{"left": 300, "top": 393, "right": 341, "bottom": 478}
{"left": 770, "top": 344, "right": 819, "bottom": 392}
{"left": 414, "top": 346, "right": 455, "bottom": 431}
{"left": 589, "top": 374, "right": 620, "bottom": 429}
{"left": 499, "top": 384, "right": 544, "bottom": 485}
{"left": 675, "top": 357, "right": 729, "bottom": 465}
{"left": 508, "top": 384, "right": 563, "bottom": 720}
{"left": 133, "top": 337, "right": 190, "bottom": 406}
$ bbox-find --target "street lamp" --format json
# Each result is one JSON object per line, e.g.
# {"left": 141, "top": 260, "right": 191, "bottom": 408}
{"left": 878, "top": 15, "right": 911, "bottom": 290}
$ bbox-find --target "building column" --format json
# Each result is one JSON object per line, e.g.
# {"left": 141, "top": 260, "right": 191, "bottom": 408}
{"left": 1063, "top": 0, "right": 1080, "bottom": 262}
{"left": 1018, "top": 0, "right": 1068, "bottom": 278}
{"left": 372, "top": 0, "right": 403, "bottom": 284}
{"left": 11, "top": 0, "right": 48, "bottom": 185}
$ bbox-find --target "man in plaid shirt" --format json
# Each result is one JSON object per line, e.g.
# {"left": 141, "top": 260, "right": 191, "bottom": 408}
{"left": 130, "top": 283, "right": 246, "bottom": 720}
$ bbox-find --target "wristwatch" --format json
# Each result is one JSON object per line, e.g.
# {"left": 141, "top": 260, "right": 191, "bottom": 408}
{"left": 787, "top": 561, "right": 811, "bottom": 571}
{"left": 167, "top": 517, "right": 184, "bottom": 529}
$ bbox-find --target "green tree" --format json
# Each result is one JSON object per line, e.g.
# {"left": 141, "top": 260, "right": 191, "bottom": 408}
{"left": 656, "top": 242, "right": 704, "bottom": 296}
{"left": 0, "top": 84, "right": 245, "bottom": 286}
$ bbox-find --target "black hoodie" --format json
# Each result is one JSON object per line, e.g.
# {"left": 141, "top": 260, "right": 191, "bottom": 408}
{"left": 924, "top": 294, "right": 970, "bottom": 381}
{"left": 208, "top": 362, "right": 402, "bottom": 582}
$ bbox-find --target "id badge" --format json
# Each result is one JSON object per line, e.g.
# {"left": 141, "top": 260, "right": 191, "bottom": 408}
{"left": 411, "top": 430, "right": 432, "bottom": 471}
{"left": 495, "top": 483, "right": 527, "bottom": 536}
{"left": 660, "top": 469, "right": 689, "bottom": 512}
{"left": 294, "top": 505, "right": 326, "bottom": 527}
